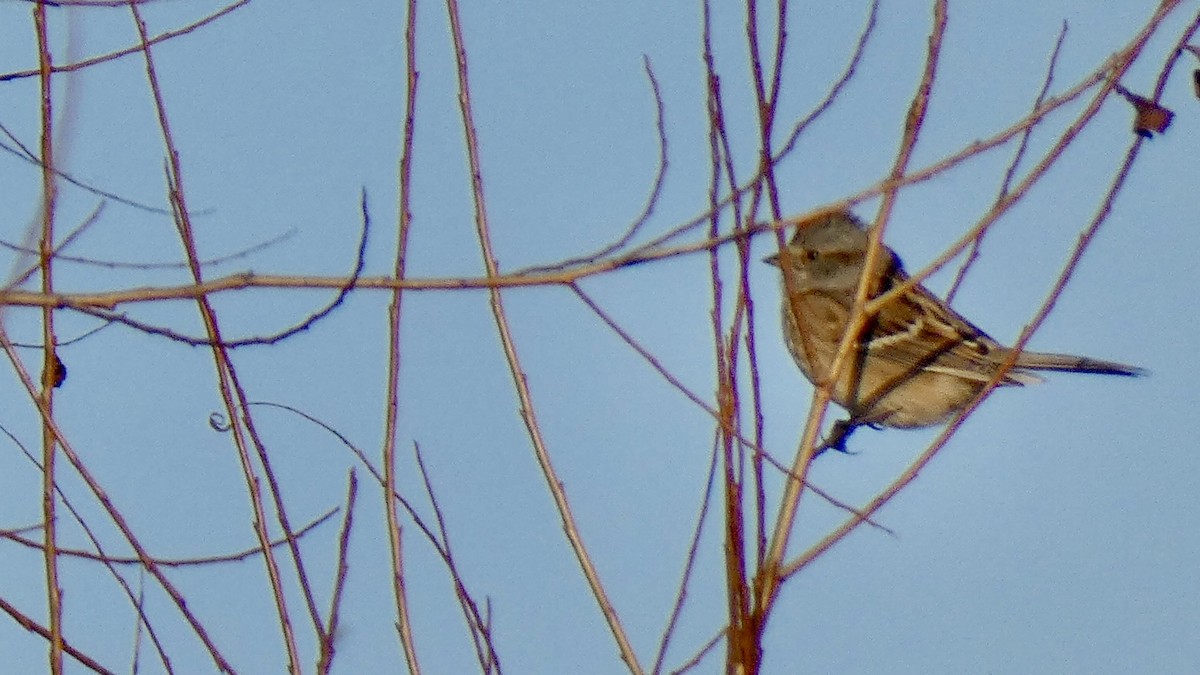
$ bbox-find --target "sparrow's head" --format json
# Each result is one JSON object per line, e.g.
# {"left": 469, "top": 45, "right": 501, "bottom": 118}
{"left": 763, "top": 210, "right": 882, "bottom": 291}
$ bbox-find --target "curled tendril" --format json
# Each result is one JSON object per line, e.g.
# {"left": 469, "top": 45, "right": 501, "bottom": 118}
{"left": 208, "top": 413, "right": 232, "bottom": 432}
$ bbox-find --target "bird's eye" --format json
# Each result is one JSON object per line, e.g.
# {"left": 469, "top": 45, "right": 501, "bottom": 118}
{"left": 801, "top": 248, "right": 818, "bottom": 262}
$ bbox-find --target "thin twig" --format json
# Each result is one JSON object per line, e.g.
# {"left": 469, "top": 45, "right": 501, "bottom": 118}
{"left": 318, "top": 472, "right": 358, "bottom": 675}
{"left": 380, "top": 0, "right": 423, "bottom": 671}
{"left": 668, "top": 627, "right": 726, "bottom": 675}
{"left": 775, "top": 0, "right": 880, "bottom": 158}
{"left": 651, "top": 432, "right": 720, "bottom": 675}
{"left": 0, "top": 119, "right": 176, "bottom": 213}
{"left": 444, "top": 0, "right": 642, "bottom": 670}
{"left": 0, "top": 0, "right": 253, "bottom": 83}
{"left": 129, "top": 1, "right": 297, "bottom": 668}
{"left": 946, "top": 20, "right": 1070, "bottom": 303}
{"left": 0, "top": 227, "right": 295, "bottom": 271}
{"left": 0, "top": 595, "right": 115, "bottom": 675}
{"left": 33, "top": 4, "right": 65, "bottom": 671}
{"left": 65, "top": 207, "right": 366, "bottom": 348}
{"left": 520, "top": 58, "right": 670, "bottom": 273}
{"left": 412, "top": 442, "right": 503, "bottom": 674}
{"left": 0, "top": 508, "right": 338, "bottom": 566}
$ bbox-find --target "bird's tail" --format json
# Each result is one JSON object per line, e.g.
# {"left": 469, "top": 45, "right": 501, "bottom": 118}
{"left": 1012, "top": 349, "right": 1145, "bottom": 377}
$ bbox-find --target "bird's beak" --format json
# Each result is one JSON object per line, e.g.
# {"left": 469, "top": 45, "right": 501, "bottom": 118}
{"left": 762, "top": 252, "right": 779, "bottom": 267}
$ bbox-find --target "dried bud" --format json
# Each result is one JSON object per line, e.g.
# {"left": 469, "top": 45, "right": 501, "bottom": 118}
{"left": 1115, "top": 84, "right": 1173, "bottom": 138}
{"left": 1182, "top": 46, "right": 1200, "bottom": 100}
{"left": 43, "top": 353, "right": 67, "bottom": 389}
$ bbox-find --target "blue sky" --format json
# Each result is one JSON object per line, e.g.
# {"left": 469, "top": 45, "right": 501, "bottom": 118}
{"left": 0, "top": 1, "right": 1196, "bottom": 673}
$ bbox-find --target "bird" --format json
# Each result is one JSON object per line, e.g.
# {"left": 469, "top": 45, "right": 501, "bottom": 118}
{"left": 764, "top": 209, "right": 1142, "bottom": 429}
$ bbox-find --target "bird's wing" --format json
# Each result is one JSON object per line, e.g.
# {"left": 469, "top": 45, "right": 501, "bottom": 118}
{"left": 863, "top": 274, "right": 1038, "bottom": 386}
